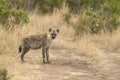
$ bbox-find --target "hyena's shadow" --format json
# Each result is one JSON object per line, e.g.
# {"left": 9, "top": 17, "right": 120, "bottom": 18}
{"left": 20, "top": 53, "right": 92, "bottom": 71}
{"left": 21, "top": 52, "right": 70, "bottom": 65}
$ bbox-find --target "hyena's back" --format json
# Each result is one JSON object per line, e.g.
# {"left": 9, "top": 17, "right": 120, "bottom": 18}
{"left": 19, "top": 34, "right": 47, "bottom": 52}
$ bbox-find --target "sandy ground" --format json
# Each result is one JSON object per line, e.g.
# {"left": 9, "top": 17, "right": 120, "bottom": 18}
{"left": 0, "top": 46, "right": 120, "bottom": 80}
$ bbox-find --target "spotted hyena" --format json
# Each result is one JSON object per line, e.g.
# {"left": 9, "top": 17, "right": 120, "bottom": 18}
{"left": 19, "top": 28, "right": 59, "bottom": 63}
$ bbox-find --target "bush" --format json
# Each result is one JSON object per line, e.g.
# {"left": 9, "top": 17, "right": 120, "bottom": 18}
{"left": 32, "top": 0, "right": 63, "bottom": 13}
{"left": 101, "top": 0, "right": 120, "bottom": 14}
{"left": 106, "top": 13, "right": 120, "bottom": 32}
{"left": 74, "top": 0, "right": 120, "bottom": 35}
{"left": 62, "top": 12, "right": 71, "bottom": 24}
{"left": 74, "top": 7, "right": 100, "bottom": 35}
{"left": 0, "top": 69, "right": 7, "bottom": 80}
{"left": 66, "top": 0, "right": 82, "bottom": 13}
{"left": 100, "top": 0, "right": 120, "bottom": 32}
{"left": 10, "top": 8, "right": 29, "bottom": 25}
{"left": 66, "top": 0, "right": 104, "bottom": 13}
{"left": 0, "top": 0, "right": 29, "bottom": 27}
{"left": 0, "top": 0, "right": 10, "bottom": 25}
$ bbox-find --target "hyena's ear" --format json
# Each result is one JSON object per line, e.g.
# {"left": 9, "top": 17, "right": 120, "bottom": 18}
{"left": 57, "top": 29, "right": 60, "bottom": 33}
{"left": 49, "top": 28, "right": 52, "bottom": 32}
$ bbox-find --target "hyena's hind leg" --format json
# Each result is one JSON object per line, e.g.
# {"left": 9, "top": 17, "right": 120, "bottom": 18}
{"left": 21, "top": 47, "right": 30, "bottom": 62}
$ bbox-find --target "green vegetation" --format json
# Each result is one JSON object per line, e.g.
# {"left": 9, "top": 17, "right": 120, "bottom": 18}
{"left": 32, "top": 0, "right": 63, "bottom": 13}
{"left": 72, "top": 0, "right": 120, "bottom": 35}
{"left": 66, "top": 0, "right": 82, "bottom": 13}
{"left": 74, "top": 7, "right": 100, "bottom": 35}
{"left": 0, "top": 69, "right": 7, "bottom": 80}
{"left": 0, "top": 0, "right": 29, "bottom": 27}
{"left": 10, "top": 8, "right": 29, "bottom": 25}
{"left": 62, "top": 12, "right": 71, "bottom": 24}
{"left": 0, "top": 0, "right": 120, "bottom": 34}
{"left": 8, "top": 0, "right": 64, "bottom": 13}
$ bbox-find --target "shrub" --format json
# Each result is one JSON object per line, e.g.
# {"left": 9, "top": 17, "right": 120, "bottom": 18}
{"left": 0, "top": 69, "right": 7, "bottom": 80}
{"left": 0, "top": 0, "right": 29, "bottom": 28}
{"left": 62, "top": 12, "right": 71, "bottom": 24}
{"left": 66, "top": 0, "right": 103, "bottom": 13}
{"left": 32, "top": 0, "right": 63, "bottom": 13}
{"left": 74, "top": 4, "right": 120, "bottom": 35}
{"left": 66, "top": 0, "right": 82, "bottom": 13}
{"left": 74, "top": 7, "right": 100, "bottom": 35}
{"left": 0, "top": 0, "right": 10, "bottom": 25}
{"left": 100, "top": 0, "right": 120, "bottom": 32}
{"left": 10, "top": 8, "right": 29, "bottom": 25}
{"left": 106, "top": 13, "right": 120, "bottom": 32}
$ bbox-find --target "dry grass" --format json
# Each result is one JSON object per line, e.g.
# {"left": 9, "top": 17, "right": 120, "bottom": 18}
{"left": 0, "top": 12, "right": 74, "bottom": 54}
{"left": 0, "top": 12, "right": 120, "bottom": 80}
{"left": 0, "top": 12, "right": 120, "bottom": 69}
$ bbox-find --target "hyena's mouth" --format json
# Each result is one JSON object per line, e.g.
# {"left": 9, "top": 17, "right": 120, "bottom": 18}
{"left": 52, "top": 37, "right": 56, "bottom": 39}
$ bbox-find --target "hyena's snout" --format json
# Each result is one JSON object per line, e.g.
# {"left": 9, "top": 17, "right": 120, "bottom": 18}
{"left": 51, "top": 33, "right": 57, "bottom": 39}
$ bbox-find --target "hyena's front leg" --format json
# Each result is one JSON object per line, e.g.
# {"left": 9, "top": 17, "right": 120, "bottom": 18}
{"left": 46, "top": 47, "right": 50, "bottom": 63}
{"left": 42, "top": 49, "right": 46, "bottom": 63}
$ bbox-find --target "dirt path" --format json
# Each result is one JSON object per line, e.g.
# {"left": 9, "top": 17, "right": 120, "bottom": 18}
{"left": 1, "top": 47, "right": 120, "bottom": 80}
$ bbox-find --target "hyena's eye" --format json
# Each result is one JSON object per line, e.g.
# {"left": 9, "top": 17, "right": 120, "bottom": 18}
{"left": 51, "top": 33, "right": 56, "bottom": 36}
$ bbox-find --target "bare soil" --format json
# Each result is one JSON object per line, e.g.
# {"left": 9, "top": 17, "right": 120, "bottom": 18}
{"left": 1, "top": 46, "right": 120, "bottom": 80}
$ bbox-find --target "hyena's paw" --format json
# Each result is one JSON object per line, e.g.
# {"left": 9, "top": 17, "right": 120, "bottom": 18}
{"left": 42, "top": 61, "right": 51, "bottom": 64}
{"left": 42, "top": 61, "right": 46, "bottom": 64}
{"left": 21, "top": 60, "right": 25, "bottom": 63}
{"left": 46, "top": 61, "right": 51, "bottom": 64}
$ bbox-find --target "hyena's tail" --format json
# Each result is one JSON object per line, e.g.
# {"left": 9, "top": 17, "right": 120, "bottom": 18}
{"left": 19, "top": 45, "right": 22, "bottom": 53}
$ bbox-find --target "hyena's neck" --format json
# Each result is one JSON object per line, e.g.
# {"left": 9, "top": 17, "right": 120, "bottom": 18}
{"left": 46, "top": 33, "right": 53, "bottom": 47}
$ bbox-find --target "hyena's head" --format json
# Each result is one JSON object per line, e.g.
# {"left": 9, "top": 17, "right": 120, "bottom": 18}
{"left": 48, "top": 28, "right": 59, "bottom": 39}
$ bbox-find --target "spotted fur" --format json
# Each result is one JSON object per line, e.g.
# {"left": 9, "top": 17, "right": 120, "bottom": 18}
{"left": 19, "top": 28, "right": 59, "bottom": 63}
